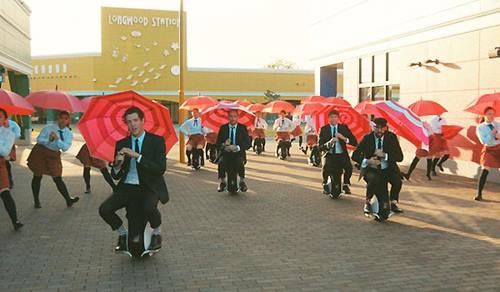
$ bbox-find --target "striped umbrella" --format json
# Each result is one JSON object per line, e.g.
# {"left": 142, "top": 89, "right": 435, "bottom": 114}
{"left": 201, "top": 102, "right": 255, "bottom": 132}
{"left": 464, "top": 92, "right": 500, "bottom": 116}
{"left": 179, "top": 95, "right": 218, "bottom": 111}
{"left": 262, "top": 100, "right": 295, "bottom": 113}
{"left": 313, "top": 104, "right": 371, "bottom": 143}
{"left": 354, "top": 100, "right": 383, "bottom": 116}
{"left": 408, "top": 100, "right": 447, "bottom": 116}
{"left": 26, "top": 90, "right": 85, "bottom": 113}
{"left": 0, "top": 89, "right": 35, "bottom": 115}
{"left": 234, "top": 100, "right": 252, "bottom": 107}
{"left": 247, "top": 103, "right": 265, "bottom": 113}
{"left": 77, "top": 90, "right": 178, "bottom": 162}
{"left": 372, "top": 100, "right": 429, "bottom": 148}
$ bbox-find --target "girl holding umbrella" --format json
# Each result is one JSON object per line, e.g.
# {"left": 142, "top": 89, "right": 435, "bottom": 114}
{"left": 76, "top": 144, "right": 116, "bottom": 194}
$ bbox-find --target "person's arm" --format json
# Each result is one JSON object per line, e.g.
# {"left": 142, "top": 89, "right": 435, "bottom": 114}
{"left": 272, "top": 119, "right": 279, "bottom": 131}
{"left": 476, "top": 124, "right": 494, "bottom": 145}
{"left": 55, "top": 130, "right": 73, "bottom": 152}
{"left": 318, "top": 127, "right": 328, "bottom": 151}
{"left": 351, "top": 135, "right": 368, "bottom": 165}
{"left": 179, "top": 120, "right": 190, "bottom": 136}
{"left": 138, "top": 136, "right": 167, "bottom": 175}
{"left": 236, "top": 125, "right": 251, "bottom": 151}
{"left": 9, "top": 121, "right": 21, "bottom": 139}
{"left": 36, "top": 126, "right": 50, "bottom": 145}
{"left": 386, "top": 134, "right": 404, "bottom": 163}
{"left": 262, "top": 119, "right": 268, "bottom": 130}
{"left": 216, "top": 126, "right": 226, "bottom": 151}
{"left": 0, "top": 131, "right": 14, "bottom": 157}
{"left": 344, "top": 125, "right": 358, "bottom": 147}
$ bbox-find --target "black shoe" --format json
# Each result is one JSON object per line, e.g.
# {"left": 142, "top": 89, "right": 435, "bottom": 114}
{"left": 66, "top": 196, "right": 80, "bottom": 207}
{"left": 402, "top": 173, "right": 410, "bottom": 180}
{"left": 187, "top": 161, "right": 192, "bottom": 166}
{"left": 391, "top": 203, "right": 403, "bottom": 213}
{"left": 13, "top": 221, "right": 24, "bottom": 230}
{"left": 84, "top": 187, "right": 91, "bottom": 194}
{"left": 437, "top": 163, "right": 444, "bottom": 172}
{"left": 474, "top": 195, "right": 482, "bottom": 201}
{"left": 34, "top": 201, "right": 41, "bottom": 209}
{"left": 301, "top": 148, "right": 307, "bottom": 155}
{"left": 322, "top": 184, "right": 329, "bottom": 195}
{"left": 218, "top": 182, "right": 227, "bottom": 192}
{"left": 239, "top": 181, "right": 248, "bottom": 192}
{"left": 115, "top": 234, "right": 128, "bottom": 253}
{"left": 149, "top": 234, "right": 162, "bottom": 251}
{"left": 342, "top": 185, "right": 351, "bottom": 195}
{"left": 363, "top": 203, "right": 372, "bottom": 214}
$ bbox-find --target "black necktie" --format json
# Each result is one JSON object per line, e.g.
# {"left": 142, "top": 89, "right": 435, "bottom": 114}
{"left": 488, "top": 124, "right": 494, "bottom": 131}
{"left": 193, "top": 119, "right": 198, "bottom": 127}
{"left": 58, "top": 130, "right": 64, "bottom": 141}
{"left": 377, "top": 138, "right": 382, "bottom": 149}
{"left": 135, "top": 138, "right": 140, "bottom": 154}
{"left": 281, "top": 119, "right": 284, "bottom": 127}
{"left": 229, "top": 127, "right": 235, "bottom": 145}
{"left": 332, "top": 126, "right": 337, "bottom": 137}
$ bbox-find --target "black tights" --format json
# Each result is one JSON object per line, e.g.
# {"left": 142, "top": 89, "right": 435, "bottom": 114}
{"left": 31, "top": 176, "right": 72, "bottom": 203}
{"left": 83, "top": 167, "right": 115, "bottom": 190}
{"left": 1, "top": 190, "right": 18, "bottom": 224}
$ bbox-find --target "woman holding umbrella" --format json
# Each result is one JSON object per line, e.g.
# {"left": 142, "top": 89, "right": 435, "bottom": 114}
{"left": 474, "top": 106, "right": 500, "bottom": 201}
{"left": 76, "top": 144, "right": 116, "bottom": 194}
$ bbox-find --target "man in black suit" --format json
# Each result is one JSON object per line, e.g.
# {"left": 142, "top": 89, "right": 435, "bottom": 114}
{"left": 99, "top": 106, "right": 169, "bottom": 253}
{"left": 352, "top": 118, "right": 404, "bottom": 220}
{"left": 318, "top": 110, "right": 357, "bottom": 197}
{"left": 215, "top": 109, "right": 251, "bottom": 192}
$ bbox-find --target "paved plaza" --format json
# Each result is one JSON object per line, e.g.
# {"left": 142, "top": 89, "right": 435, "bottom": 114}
{"left": 0, "top": 136, "right": 499, "bottom": 291}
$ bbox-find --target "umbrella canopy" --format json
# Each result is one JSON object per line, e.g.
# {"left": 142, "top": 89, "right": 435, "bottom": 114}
{"left": 77, "top": 90, "right": 178, "bottom": 162}
{"left": 293, "top": 102, "right": 324, "bottom": 116}
{"left": 262, "top": 100, "right": 295, "bottom": 113}
{"left": 354, "top": 100, "right": 382, "bottom": 116}
{"left": 372, "top": 100, "right": 429, "bottom": 148}
{"left": 180, "top": 95, "right": 218, "bottom": 111}
{"left": 322, "top": 97, "right": 352, "bottom": 107}
{"left": 313, "top": 104, "right": 371, "bottom": 143}
{"left": 247, "top": 103, "right": 265, "bottom": 113}
{"left": 442, "top": 125, "right": 463, "bottom": 140}
{"left": 26, "top": 90, "right": 84, "bottom": 113}
{"left": 234, "top": 100, "right": 252, "bottom": 107}
{"left": 0, "top": 89, "right": 35, "bottom": 115}
{"left": 408, "top": 100, "right": 447, "bottom": 116}
{"left": 80, "top": 96, "right": 95, "bottom": 112}
{"left": 301, "top": 95, "right": 326, "bottom": 103}
{"left": 201, "top": 102, "right": 255, "bottom": 132}
{"left": 464, "top": 92, "right": 500, "bottom": 116}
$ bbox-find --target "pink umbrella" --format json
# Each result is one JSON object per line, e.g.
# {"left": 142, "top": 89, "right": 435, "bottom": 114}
{"left": 301, "top": 95, "right": 326, "bottom": 103}
{"left": 80, "top": 96, "right": 95, "bottom": 112}
{"left": 234, "top": 100, "right": 252, "bottom": 107}
{"left": 372, "top": 100, "right": 429, "bottom": 148}
{"left": 0, "top": 89, "right": 35, "bottom": 115}
{"left": 293, "top": 102, "right": 325, "bottom": 116}
{"left": 201, "top": 102, "right": 255, "bottom": 132}
{"left": 26, "top": 90, "right": 85, "bottom": 113}
{"left": 247, "top": 103, "right": 265, "bottom": 113}
{"left": 408, "top": 100, "right": 447, "bottom": 116}
{"left": 354, "top": 101, "right": 383, "bottom": 116}
{"left": 464, "top": 92, "right": 500, "bottom": 116}
{"left": 262, "top": 100, "right": 295, "bottom": 113}
{"left": 313, "top": 104, "right": 371, "bottom": 143}
{"left": 180, "top": 96, "right": 218, "bottom": 111}
{"left": 322, "top": 97, "right": 352, "bottom": 107}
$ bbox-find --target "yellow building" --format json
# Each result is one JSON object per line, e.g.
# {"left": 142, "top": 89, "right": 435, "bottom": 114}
{"left": 31, "top": 7, "right": 315, "bottom": 122}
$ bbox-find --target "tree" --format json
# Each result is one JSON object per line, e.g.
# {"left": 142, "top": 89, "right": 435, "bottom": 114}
{"left": 264, "top": 90, "right": 280, "bottom": 102}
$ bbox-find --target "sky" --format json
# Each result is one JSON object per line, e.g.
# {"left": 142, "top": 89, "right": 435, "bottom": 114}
{"left": 25, "top": 0, "right": 314, "bottom": 69}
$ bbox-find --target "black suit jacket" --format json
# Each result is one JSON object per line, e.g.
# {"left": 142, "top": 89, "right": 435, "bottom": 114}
{"left": 111, "top": 131, "right": 169, "bottom": 204}
{"left": 318, "top": 123, "right": 357, "bottom": 156}
{"left": 216, "top": 123, "right": 251, "bottom": 156}
{"left": 351, "top": 131, "right": 403, "bottom": 172}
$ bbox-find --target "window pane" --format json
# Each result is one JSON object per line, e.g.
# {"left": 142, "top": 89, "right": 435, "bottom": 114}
{"left": 359, "top": 87, "right": 371, "bottom": 103}
{"left": 373, "top": 86, "right": 385, "bottom": 101}
{"left": 388, "top": 85, "right": 400, "bottom": 102}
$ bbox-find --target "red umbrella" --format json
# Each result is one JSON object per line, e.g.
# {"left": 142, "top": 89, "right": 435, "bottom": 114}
{"left": 180, "top": 95, "right": 218, "bottom": 111}
{"left": 247, "top": 103, "right": 265, "bottom": 113}
{"left": 201, "top": 102, "right": 255, "bottom": 132}
{"left": 262, "top": 100, "right": 295, "bottom": 113}
{"left": 372, "top": 100, "right": 429, "bottom": 148}
{"left": 234, "top": 100, "right": 252, "bottom": 107}
{"left": 464, "top": 92, "right": 500, "bottom": 116}
{"left": 26, "top": 90, "right": 84, "bottom": 113}
{"left": 301, "top": 95, "right": 325, "bottom": 103}
{"left": 313, "top": 104, "right": 371, "bottom": 143}
{"left": 293, "top": 102, "right": 324, "bottom": 116}
{"left": 322, "top": 97, "right": 352, "bottom": 107}
{"left": 80, "top": 96, "right": 95, "bottom": 112}
{"left": 442, "top": 125, "right": 463, "bottom": 140}
{"left": 408, "top": 100, "right": 447, "bottom": 116}
{"left": 354, "top": 100, "right": 382, "bottom": 116}
{"left": 77, "top": 90, "right": 178, "bottom": 162}
{"left": 0, "top": 89, "right": 35, "bottom": 115}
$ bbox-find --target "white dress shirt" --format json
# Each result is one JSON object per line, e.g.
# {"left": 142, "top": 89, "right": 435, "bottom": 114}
{"left": 361, "top": 134, "right": 389, "bottom": 170}
{"left": 273, "top": 117, "right": 294, "bottom": 132}
{"left": 0, "top": 127, "right": 15, "bottom": 157}
{"left": 36, "top": 124, "right": 73, "bottom": 152}
{"left": 254, "top": 118, "right": 268, "bottom": 129}
{"left": 476, "top": 120, "right": 500, "bottom": 147}
{"left": 227, "top": 124, "right": 241, "bottom": 152}
{"left": 429, "top": 116, "right": 446, "bottom": 134}
{"left": 179, "top": 117, "right": 206, "bottom": 136}
{"left": 304, "top": 118, "right": 316, "bottom": 135}
{"left": 123, "top": 131, "right": 146, "bottom": 185}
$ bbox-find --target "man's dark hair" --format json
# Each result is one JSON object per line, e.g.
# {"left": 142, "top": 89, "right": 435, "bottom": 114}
{"left": 123, "top": 106, "right": 145, "bottom": 122}
{"left": 279, "top": 110, "right": 286, "bottom": 115}
{"left": 58, "top": 110, "right": 70, "bottom": 118}
{"left": 373, "top": 117, "right": 388, "bottom": 128}
{"left": 0, "top": 108, "right": 7, "bottom": 119}
{"left": 483, "top": 106, "right": 495, "bottom": 114}
{"left": 328, "top": 110, "right": 339, "bottom": 117}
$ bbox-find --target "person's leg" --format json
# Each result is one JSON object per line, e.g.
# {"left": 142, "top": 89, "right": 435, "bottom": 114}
{"left": 6, "top": 160, "right": 13, "bottom": 188}
{"left": 100, "top": 168, "right": 116, "bottom": 191}
{"left": 52, "top": 176, "right": 79, "bottom": 207}
{"left": 31, "top": 175, "right": 42, "bottom": 208}
{"left": 197, "top": 146, "right": 205, "bottom": 166}
{"left": 404, "top": 156, "right": 420, "bottom": 180}
{"left": 474, "top": 167, "right": 490, "bottom": 201}
{"left": 143, "top": 192, "right": 162, "bottom": 250}
{"left": 217, "top": 161, "right": 227, "bottom": 192}
{"left": 437, "top": 154, "right": 450, "bottom": 171}
{"left": 276, "top": 140, "right": 280, "bottom": 157}
{"left": 298, "top": 136, "right": 303, "bottom": 148}
{"left": 236, "top": 156, "right": 247, "bottom": 191}
{"left": 431, "top": 157, "right": 440, "bottom": 176}
{"left": 186, "top": 144, "right": 193, "bottom": 166}
{"left": 341, "top": 155, "right": 353, "bottom": 194}
{"left": 262, "top": 138, "right": 266, "bottom": 152}
{"left": 384, "top": 170, "right": 403, "bottom": 213}
{"left": 0, "top": 190, "right": 22, "bottom": 229}
{"left": 363, "top": 170, "right": 379, "bottom": 213}
{"left": 98, "top": 190, "right": 128, "bottom": 231}
{"left": 322, "top": 156, "right": 333, "bottom": 194}
{"left": 426, "top": 159, "right": 433, "bottom": 180}
{"left": 83, "top": 167, "right": 91, "bottom": 193}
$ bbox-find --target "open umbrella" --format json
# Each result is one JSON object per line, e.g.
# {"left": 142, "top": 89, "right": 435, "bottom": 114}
{"left": 322, "top": 97, "right": 352, "bottom": 107}
{"left": 0, "top": 89, "right": 35, "bottom": 115}
{"left": 26, "top": 90, "right": 84, "bottom": 113}
{"left": 301, "top": 95, "right": 325, "bottom": 103}
{"left": 201, "top": 102, "right": 255, "bottom": 132}
{"left": 247, "top": 103, "right": 265, "bottom": 113}
{"left": 354, "top": 100, "right": 382, "bottom": 116}
{"left": 313, "top": 104, "right": 371, "bottom": 143}
{"left": 464, "top": 92, "right": 500, "bottom": 116}
{"left": 372, "top": 100, "right": 429, "bottom": 148}
{"left": 234, "top": 100, "right": 252, "bottom": 107}
{"left": 442, "top": 125, "right": 463, "bottom": 140}
{"left": 293, "top": 102, "right": 324, "bottom": 116}
{"left": 408, "top": 100, "right": 447, "bottom": 116}
{"left": 80, "top": 96, "right": 95, "bottom": 112}
{"left": 180, "top": 95, "right": 218, "bottom": 111}
{"left": 77, "top": 90, "right": 178, "bottom": 162}
{"left": 262, "top": 100, "right": 295, "bottom": 113}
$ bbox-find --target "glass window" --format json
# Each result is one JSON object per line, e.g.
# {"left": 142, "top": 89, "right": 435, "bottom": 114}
{"left": 33, "top": 65, "right": 38, "bottom": 75}
{"left": 372, "top": 86, "right": 385, "bottom": 101}
{"left": 55, "top": 64, "right": 60, "bottom": 73}
{"left": 63, "top": 64, "right": 67, "bottom": 73}
{"left": 359, "top": 87, "right": 371, "bottom": 103}
{"left": 388, "top": 85, "right": 400, "bottom": 102}
{"left": 41, "top": 65, "right": 45, "bottom": 74}
{"left": 48, "top": 64, "right": 52, "bottom": 74}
